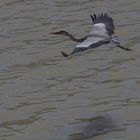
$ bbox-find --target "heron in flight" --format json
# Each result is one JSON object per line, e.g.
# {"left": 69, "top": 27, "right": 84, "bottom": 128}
{"left": 50, "top": 13, "right": 131, "bottom": 57}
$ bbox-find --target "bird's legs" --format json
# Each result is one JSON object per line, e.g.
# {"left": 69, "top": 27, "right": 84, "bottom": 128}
{"left": 116, "top": 45, "right": 132, "bottom": 51}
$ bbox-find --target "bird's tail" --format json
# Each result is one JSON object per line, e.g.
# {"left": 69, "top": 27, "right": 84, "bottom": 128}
{"left": 61, "top": 51, "right": 69, "bottom": 57}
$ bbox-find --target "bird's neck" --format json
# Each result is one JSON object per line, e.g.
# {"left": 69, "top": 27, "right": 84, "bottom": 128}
{"left": 64, "top": 32, "right": 87, "bottom": 42}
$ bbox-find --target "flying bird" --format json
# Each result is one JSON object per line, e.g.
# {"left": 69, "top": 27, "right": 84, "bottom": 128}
{"left": 50, "top": 13, "right": 131, "bottom": 57}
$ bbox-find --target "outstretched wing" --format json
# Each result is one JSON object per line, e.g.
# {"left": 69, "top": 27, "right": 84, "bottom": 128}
{"left": 90, "top": 13, "right": 115, "bottom": 36}
{"left": 61, "top": 36, "right": 109, "bottom": 57}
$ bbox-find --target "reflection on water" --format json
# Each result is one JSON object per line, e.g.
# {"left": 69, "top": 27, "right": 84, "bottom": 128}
{"left": 0, "top": 0, "right": 140, "bottom": 140}
{"left": 68, "top": 115, "right": 117, "bottom": 140}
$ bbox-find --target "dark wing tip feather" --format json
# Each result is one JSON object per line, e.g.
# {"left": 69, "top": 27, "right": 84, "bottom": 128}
{"left": 93, "top": 14, "right": 97, "bottom": 19}
{"left": 101, "top": 13, "right": 103, "bottom": 17}
{"left": 90, "top": 14, "right": 98, "bottom": 23}
{"left": 90, "top": 15, "right": 95, "bottom": 23}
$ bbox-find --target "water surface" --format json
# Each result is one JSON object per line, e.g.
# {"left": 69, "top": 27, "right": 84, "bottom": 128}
{"left": 0, "top": 0, "right": 140, "bottom": 140}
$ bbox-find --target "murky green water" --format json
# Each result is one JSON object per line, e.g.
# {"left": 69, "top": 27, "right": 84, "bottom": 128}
{"left": 0, "top": 0, "right": 140, "bottom": 140}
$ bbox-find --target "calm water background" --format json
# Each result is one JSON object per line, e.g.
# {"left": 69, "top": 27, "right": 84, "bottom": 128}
{"left": 0, "top": 0, "right": 140, "bottom": 140}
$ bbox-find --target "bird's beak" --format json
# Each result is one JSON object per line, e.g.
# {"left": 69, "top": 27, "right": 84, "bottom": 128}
{"left": 49, "top": 32, "right": 59, "bottom": 35}
{"left": 49, "top": 32, "right": 55, "bottom": 34}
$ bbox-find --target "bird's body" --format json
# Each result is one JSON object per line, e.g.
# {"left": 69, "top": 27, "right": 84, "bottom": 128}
{"left": 70, "top": 35, "right": 109, "bottom": 54}
{"left": 50, "top": 13, "right": 131, "bottom": 57}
